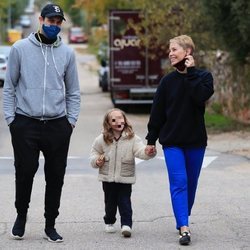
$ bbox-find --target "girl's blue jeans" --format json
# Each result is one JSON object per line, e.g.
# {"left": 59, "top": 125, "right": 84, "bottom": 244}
{"left": 163, "top": 147, "right": 205, "bottom": 229}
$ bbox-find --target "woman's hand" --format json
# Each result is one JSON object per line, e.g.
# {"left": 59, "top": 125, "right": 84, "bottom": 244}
{"left": 185, "top": 55, "right": 195, "bottom": 68}
{"left": 145, "top": 145, "right": 157, "bottom": 156}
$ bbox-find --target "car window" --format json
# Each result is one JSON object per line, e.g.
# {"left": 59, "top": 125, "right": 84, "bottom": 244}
{"left": 20, "top": 15, "right": 29, "bottom": 20}
{"left": 71, "top": 28, "right": 83, "bottom": 34}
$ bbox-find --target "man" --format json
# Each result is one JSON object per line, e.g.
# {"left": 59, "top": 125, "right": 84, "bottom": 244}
{"left": 3, "top": 3, "right": 81, "bottom": 243}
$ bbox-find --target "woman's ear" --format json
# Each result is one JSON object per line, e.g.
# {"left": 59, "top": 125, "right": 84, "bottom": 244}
{"left": 186, "top": 48, "right": 192, "bottom": 56}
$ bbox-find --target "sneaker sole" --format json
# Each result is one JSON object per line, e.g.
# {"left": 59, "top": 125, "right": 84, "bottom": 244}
{"left": 44, "top": 235, "right": 64, "bottom": 243}
{"left": 179, "top": 238, "right": 191, "bottom": 245}
{"left": 122, "top": 230, "right": 131, "bottom": 238}
{"left": 11, "top": 232, "right": 24, "bottom": 240}
{"left": 105, "top": 230, "right": 116, "bottom": 233}
{"left": 180, "top": 241, "right": 191, "bottom": 245}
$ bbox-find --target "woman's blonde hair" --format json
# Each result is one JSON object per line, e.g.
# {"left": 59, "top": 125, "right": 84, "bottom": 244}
{"left": 102, "top": 108, "right": 134, "bottom": 144}
{"left": 169, "top": 35, "right": 195, "bottom": 54}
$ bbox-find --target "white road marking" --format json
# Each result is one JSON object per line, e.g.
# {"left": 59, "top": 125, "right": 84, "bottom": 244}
{"left": 135, "top": 156, "right": 217, "bottom": 168}
{"left": 0, "top": 156, "right": 85, "bottom": 160}
{"left": 0, "top": 156, "right": 217, "bottom": 168}
{"left": 201, "top": 156, "right": 218, "bottom": 168}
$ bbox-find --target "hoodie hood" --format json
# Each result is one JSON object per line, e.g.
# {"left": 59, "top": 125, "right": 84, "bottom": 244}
{"left": 28, "top": 32, "right": 63, "bottom": 78}
{"left": 28, "top": 32, "right": 62, "bottom": 47}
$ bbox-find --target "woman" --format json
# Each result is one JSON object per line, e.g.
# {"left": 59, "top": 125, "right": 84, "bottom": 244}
{"left": 145, "top": 35, "right": 214, "bottom": 245}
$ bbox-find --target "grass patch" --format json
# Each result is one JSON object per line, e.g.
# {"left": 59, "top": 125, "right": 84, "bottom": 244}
{"left": 205, "top": 112, "right": 250, "bottom": 133}
{"left": 86, "top": 43, "right": 99, "bottom": 57}
{"left": 74, "top": 47, "right": 88, "bottom": 54}
{"left": 74, "top": 44, "right": 99, "bottom": 56}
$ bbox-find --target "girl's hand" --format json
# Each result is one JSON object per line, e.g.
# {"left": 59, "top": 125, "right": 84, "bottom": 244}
{"left": 145, "top": 145, "right": 157, "bottom": 156}
{"left": 96, "top": 154, "right": 105, "bottom": 167}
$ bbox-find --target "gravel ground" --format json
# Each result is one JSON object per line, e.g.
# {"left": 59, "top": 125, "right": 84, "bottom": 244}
{"left": 208, "top": 131, "right": 250, "bottom": 159}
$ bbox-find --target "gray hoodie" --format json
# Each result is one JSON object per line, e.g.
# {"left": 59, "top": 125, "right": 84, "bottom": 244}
{"left": 3, "top": 32, "right": 81, "bottom": 125}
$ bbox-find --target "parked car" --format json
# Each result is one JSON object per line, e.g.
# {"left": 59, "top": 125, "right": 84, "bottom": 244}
{"left": 98, "top": 59, "right": 109, "bottom": 92}
{"left": 7, "top": 28, "right": 22, "bottom": 44}
{"left": 13, "top": 24, "right": 24, "bottom": 36}
{"left": 0, "top": 45, "right": 11, "bottom": 60}
{"left": 97, "top": 41, "right": 108, "bottom": 62}
{"left": 68, "top": 27, "right": 88, "bottom": 44}
{"left": 20, "top": 15, "right": 31, "bottom": 28}
{"left": 0, "top": 54, "right": 7, "bottom": 87}
{"left": 24, "top": 6, "right": 35, "bottom": 14}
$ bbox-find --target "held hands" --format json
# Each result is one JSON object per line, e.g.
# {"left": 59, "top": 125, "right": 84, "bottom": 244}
{"left": 145, "top": 145, "right": 157, "bottom": 156}
{"left": 96, "top": 154, "right": 105, "bottom": 168}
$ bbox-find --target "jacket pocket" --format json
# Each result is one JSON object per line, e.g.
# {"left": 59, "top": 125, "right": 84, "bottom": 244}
{"left": 120, "top": 159, "right": 135, "bottom": 177}
{"left": 99, "top": 156, "right": 109, "bottom": 175}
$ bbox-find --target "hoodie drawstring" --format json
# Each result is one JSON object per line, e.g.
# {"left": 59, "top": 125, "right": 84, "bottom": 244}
{"left": 51, "top": 46, "right": 62, "bottom": 79}
{"left": 40, "top": 43, "right": 49, "bottom": 66}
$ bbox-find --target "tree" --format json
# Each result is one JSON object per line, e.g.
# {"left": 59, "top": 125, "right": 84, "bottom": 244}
{"left": 56, "top": 0, "right": 85, "bottom": 27}
{"left": 0, "top": 0, "right": 8, "bottom": 43}
{"left": 74, "top": 0, "right": 213, "bottom": 53}
{"left": 0, "top": 0, "right": 29, "bottom": 43}
{"left": 201, "top": 0, "right": 250, "bottom": 63}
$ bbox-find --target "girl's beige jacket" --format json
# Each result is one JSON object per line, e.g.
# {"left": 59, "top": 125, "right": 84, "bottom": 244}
{"left": 90, "top": 133, "right": 154, "bottom": 184}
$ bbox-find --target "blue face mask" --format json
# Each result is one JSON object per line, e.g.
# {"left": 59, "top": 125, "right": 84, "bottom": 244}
{"left": 42, "top": 24, "right": 61, "bottom": 39}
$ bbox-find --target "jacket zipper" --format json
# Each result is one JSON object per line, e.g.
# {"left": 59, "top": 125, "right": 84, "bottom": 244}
{"left": 113, "top": 141, "right": 118, "bottom": 180}
{"left": 42, "top": 46, "right": 48, "bottom": 120}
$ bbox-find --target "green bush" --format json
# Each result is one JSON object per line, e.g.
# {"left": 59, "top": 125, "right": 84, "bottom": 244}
{"left": 205, "top": 112, "right": 250, "bottom": 133}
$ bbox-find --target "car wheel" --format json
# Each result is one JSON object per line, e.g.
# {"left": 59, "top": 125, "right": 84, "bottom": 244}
{"left": 102, "top": 83, "right": 108, "bottom": 92}
{"left": 101, "top": 71, "right": 108, "bottom": 92}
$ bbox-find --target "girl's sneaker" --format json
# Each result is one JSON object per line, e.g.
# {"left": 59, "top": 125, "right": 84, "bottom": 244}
{"left": 105, "top": 224, "right": 116, "bottom": 233}
{"left": 121, "top": 225, "right": 132, "bottom": 238}
{"left": 179, "top": 231, "right": 191, "bottom": 245}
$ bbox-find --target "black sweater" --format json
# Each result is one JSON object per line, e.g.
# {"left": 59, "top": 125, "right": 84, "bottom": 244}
{"left": 146, "top": 67, "right": 214, "bottom": 148}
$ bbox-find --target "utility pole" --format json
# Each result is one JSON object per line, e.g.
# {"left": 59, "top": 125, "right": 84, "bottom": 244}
{"left": 0, "top": 15, "right": 2, "bottom": 44}
{"left": 8, "top": 0, "right": 12, "bottom": 29}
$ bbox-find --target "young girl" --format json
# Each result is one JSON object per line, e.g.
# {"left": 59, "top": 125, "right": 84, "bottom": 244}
{"left": 90, "top": 108, "right": 156, "bottom": 237}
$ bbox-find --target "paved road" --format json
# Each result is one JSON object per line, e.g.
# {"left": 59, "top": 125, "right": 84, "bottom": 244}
{"left": 0, "top": 43, "right": 249, "bottom": 250}
{"left": 0, "top": 150, "right": 249, "bottom": 250}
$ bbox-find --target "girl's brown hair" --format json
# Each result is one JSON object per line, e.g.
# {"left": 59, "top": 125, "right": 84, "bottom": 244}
{"left": 102, "top": 108, "right": 134, "bottom": 144}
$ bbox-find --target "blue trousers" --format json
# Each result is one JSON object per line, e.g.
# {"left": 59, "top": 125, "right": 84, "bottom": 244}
{"left": 163, "top": 147, "right": 205, "bottom": 229}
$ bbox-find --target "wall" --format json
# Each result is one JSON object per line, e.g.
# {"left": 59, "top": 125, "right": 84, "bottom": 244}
{"left": 197, "top": 50, "right": 250, "bottom": 124}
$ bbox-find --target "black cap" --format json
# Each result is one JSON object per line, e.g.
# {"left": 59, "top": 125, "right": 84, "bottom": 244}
{"left": 41, "top": 4, "right": 66, "bottom": 21}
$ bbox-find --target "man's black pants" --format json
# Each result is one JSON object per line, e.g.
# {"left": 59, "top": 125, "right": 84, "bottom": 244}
{"left": 102, "top": 182, "right": 132, "bottom": 228}
{"left": 9, "top": 114, "right": 72, "bottom": 223}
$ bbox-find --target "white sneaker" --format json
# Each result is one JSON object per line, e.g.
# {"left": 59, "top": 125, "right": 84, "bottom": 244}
{"left": 105, "top": 224, "right": 116, "bottom": 233}
{"left": 121, "top": 225, "right": 132, "bottom": 237}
